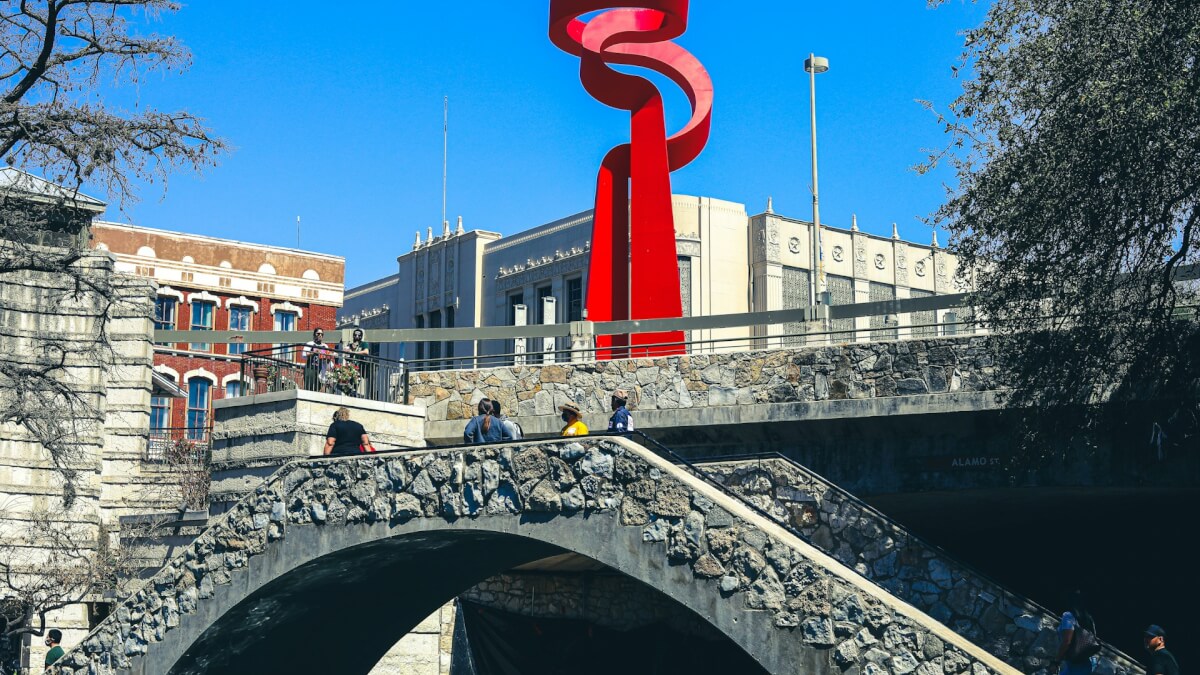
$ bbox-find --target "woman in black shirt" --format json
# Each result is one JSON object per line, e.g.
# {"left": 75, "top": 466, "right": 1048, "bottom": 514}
{"left": 324, "top": 407, "right": 373, "bottom": 456}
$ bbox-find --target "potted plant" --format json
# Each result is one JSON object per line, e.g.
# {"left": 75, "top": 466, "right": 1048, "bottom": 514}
{"left": 330, "top": 364, "right": 361, "bottom": 396}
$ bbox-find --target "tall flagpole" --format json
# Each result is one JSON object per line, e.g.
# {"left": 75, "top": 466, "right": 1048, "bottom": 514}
{"left": 442, "top": 96, "right": 448, "bottom": 229}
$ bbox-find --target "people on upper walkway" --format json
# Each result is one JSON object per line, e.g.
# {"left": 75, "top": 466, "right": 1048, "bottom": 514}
{"left": 303, "top": 327, "right": 333, "bottom": 391}
{"left": 464, "top": 398, "right": 513, "bottom": 444}
{"left": 1144, "top": 625, "right": 1180, "bottom": 675}
{"left": 559, "top": 402, "right": 588, "bottom": 437}
{"left": 607, "top": 388, "right": 633, "bottom": 433}
{"left": 324, "top": 407, "right": 372, "bottom": 456}
{"left": 339, "top": 327, "right": 371, "bottom": 398}
{"left": 1056, "top": 590, "right": 1098, "bottom": 675}
{"left": 490, "top": 400, "right": 523, "bottom": 440}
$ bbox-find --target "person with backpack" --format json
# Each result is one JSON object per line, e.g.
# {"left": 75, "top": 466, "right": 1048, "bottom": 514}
{"left": 1056, "top": 590, "right": 1100, "bottom": 674}
{"left": 464, "top": 398, "right": 513, "bottom": 444}
{"left": 1143, "top": 625, "right": 1180, "bottom": 675}
{"left": 490, "top": 400, "right": 523, "bottom": 440}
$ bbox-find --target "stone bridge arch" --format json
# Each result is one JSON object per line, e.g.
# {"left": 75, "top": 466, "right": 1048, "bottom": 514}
{"left": 54, "top": 438, "right": 1016, "bottom": 675}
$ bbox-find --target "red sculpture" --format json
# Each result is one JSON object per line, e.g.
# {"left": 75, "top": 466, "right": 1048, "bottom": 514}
{"left": 549, "top": 0, "right": 713, "bottom": 357}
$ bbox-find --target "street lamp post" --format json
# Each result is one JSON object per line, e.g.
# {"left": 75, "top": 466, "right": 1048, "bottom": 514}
{"left": 804, "top": 53, "right": 829, "bottom": 308}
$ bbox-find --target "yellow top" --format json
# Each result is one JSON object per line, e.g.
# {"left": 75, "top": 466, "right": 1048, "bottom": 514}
{"left": 561, "top": 420, "right": 589, "bottom": 437}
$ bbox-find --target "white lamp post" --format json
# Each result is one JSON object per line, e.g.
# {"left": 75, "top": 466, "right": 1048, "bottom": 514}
{"left": 805, "top": 53, "right": 829, "bottom": 308}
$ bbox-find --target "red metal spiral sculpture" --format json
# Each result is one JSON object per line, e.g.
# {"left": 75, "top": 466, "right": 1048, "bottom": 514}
{"left": 549, "top": 0, "right": 713, "bottom": 357}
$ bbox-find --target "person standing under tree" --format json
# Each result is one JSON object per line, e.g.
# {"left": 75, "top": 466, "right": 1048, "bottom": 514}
{"left": 43, "top": 629, "right": 64, "bottom": 670}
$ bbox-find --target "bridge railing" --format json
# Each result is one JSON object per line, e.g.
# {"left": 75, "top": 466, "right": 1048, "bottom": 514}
{"left": 238, "top": 344, "right": 405, "bottom": 403}
{"left": 146, "top": 427, "right": 210, "bottom": 463}
{"left": 397, "top": 314, "right": 983, "bottom": 374}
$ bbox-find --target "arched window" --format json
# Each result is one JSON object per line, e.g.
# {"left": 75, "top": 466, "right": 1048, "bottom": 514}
{"left": 186, "top": 375, "right": 215, "bottom": 439}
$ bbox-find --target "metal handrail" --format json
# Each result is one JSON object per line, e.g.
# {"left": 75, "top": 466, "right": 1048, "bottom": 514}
{"left": 399, "top": 318, "right": 984, "bottom": 370}
{"left": 146, "top": 427, "right": 211, "bottom": 463}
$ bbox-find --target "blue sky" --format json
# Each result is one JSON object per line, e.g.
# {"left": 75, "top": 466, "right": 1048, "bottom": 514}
{"left": 110, "top": 1, "right": 988, "bottom": 287}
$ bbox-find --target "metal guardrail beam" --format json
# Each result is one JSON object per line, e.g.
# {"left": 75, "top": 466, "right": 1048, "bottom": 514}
{"left": 153, "top": 292, "right": 974, "bottom": 344}
{"left": 149, "top": 262, "right": 1200, "bottom": 344}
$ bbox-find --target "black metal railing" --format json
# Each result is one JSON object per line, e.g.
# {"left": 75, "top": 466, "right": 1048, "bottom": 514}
{"left": 146, "top": 427, "right": 210, "bottom": 463}
{"left": 238, "top": 344, "right": 406, "bottom": 403}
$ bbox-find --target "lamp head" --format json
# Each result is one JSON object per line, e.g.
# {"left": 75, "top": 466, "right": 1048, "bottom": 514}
{"left": 805, "top": 56, "right": 830, "bottom": 74}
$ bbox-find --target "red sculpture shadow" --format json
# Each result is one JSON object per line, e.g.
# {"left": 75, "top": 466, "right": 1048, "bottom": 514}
{"left": 549, "top": 1, "right": 713, "bottom": 358}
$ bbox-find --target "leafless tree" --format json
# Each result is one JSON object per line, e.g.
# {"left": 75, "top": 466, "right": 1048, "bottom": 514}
{"left": 0, "top": 0, "right": 225, "bottom": 493}
{"left": 0, "top": 1, "right": 224, "bottom": 664}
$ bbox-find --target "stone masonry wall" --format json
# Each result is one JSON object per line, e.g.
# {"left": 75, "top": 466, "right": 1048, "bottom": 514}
{"left": 0, "top": 250, "right": 156, "bottom": 668}
{"left": 54, "top": 438, "right": 1015, "bottom": 675}
{"left": 409, "top": 336, "right": 1004, "bottom": 425}
{"left": 463, "top": 572, "right": 724, "bottom": 639}
{"left": 700, "top": 458, "right": 1143, "bottom": 675}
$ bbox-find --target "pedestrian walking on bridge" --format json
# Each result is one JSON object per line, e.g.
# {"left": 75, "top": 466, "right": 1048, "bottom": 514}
{"left": 1144, "top": 625, "right": 1180, "bottom": 675}
{"left": 559, "top": 402, "right": 588, "bottom": 437}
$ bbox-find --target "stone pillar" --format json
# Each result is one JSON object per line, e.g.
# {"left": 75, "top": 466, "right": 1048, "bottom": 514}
{"left": 850, "top": 225, "right": 870, "bottom": 342}
{"left": 512, "top": 303, "right": 527, "bottom": 365}
{"left": 0, "top": 249, "right": 129, "bottom": 667}
{"left": 750, "top": 216, "right": 784, "bottom": 348}
{"left": 892, "top": 237, "right": 912, "bottom": 340}
{"left": 370, "top": 601, "right": 457, "bottom": 675}
{"left": 541, "top": 296, "right": 557, "bottom": 364}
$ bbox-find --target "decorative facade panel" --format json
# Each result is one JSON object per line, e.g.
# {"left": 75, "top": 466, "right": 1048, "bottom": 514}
{"left": 910, "top": 289, "right": 937, "bottom": 338}
{"left": 826, "top": 274, "right": 854, "bottom": 337}
{"left": 782, "top": 266, "right": 810, "bottom": 346}
{"left": 868, "top": 282, "right": 897, "bottom": 340}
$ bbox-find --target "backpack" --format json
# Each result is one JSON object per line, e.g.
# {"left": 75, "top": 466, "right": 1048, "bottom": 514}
{"left": 1065, "top": 615, "right": 1101, "bottom": 663}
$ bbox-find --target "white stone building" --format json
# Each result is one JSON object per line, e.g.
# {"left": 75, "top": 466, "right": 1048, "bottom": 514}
{"left": 340, "top": 194, "right": 966, "bottom": 364}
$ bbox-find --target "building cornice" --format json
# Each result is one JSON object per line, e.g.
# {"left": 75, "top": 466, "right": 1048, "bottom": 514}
{"left": 92, "top": 221, "right": 344, "bottom": 263}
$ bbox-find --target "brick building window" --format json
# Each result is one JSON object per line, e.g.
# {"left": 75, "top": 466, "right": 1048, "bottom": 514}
{"left": 189, "top": 301, "right": 215, "bottom": 351}
{"left": 228, "top": 306, "right": 252, "bottom": 355}
{"left": 273, "top": 310, "right": 296, "bottom": 350}
{"left": 225, "top": 380, "right": 243, "bottom": 399}
{"left": 151, "top": 393, "right": 171, "bottom": 431}
{"left": 186, "top": 379, "right": 210, "bottom": 439}
{"left": 154, "top": 297, "right": 177, "bottom": 346}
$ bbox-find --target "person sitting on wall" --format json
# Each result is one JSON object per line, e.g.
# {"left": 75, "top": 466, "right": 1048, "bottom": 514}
{"left": 559, "top": 402, "right": 588, "bottom": 437}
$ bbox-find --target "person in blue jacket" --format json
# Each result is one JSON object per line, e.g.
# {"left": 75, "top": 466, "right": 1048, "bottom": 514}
{"left": 607, "top": 388, "right": 634, "bottom": 433}
{"left": 464, "top": 398, "right": 513, "bottom": 444}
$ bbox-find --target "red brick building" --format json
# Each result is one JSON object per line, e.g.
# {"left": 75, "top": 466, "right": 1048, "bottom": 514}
{"left": 90, "top": 222, "right": 344, "bottom": 437}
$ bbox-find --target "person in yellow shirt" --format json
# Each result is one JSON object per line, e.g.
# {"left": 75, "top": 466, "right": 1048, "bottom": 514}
{"left": 559, "top": 402, "right": 588, "bottom": 437}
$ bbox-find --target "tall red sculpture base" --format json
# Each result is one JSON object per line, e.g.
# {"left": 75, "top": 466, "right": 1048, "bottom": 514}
{"left": 550, "top": 1, "right": 713, "bottom": 359}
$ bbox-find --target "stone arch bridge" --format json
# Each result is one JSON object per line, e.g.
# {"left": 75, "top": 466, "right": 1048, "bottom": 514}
{"left": 54, "top": 437, "right": 1014, "bottom": 675}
